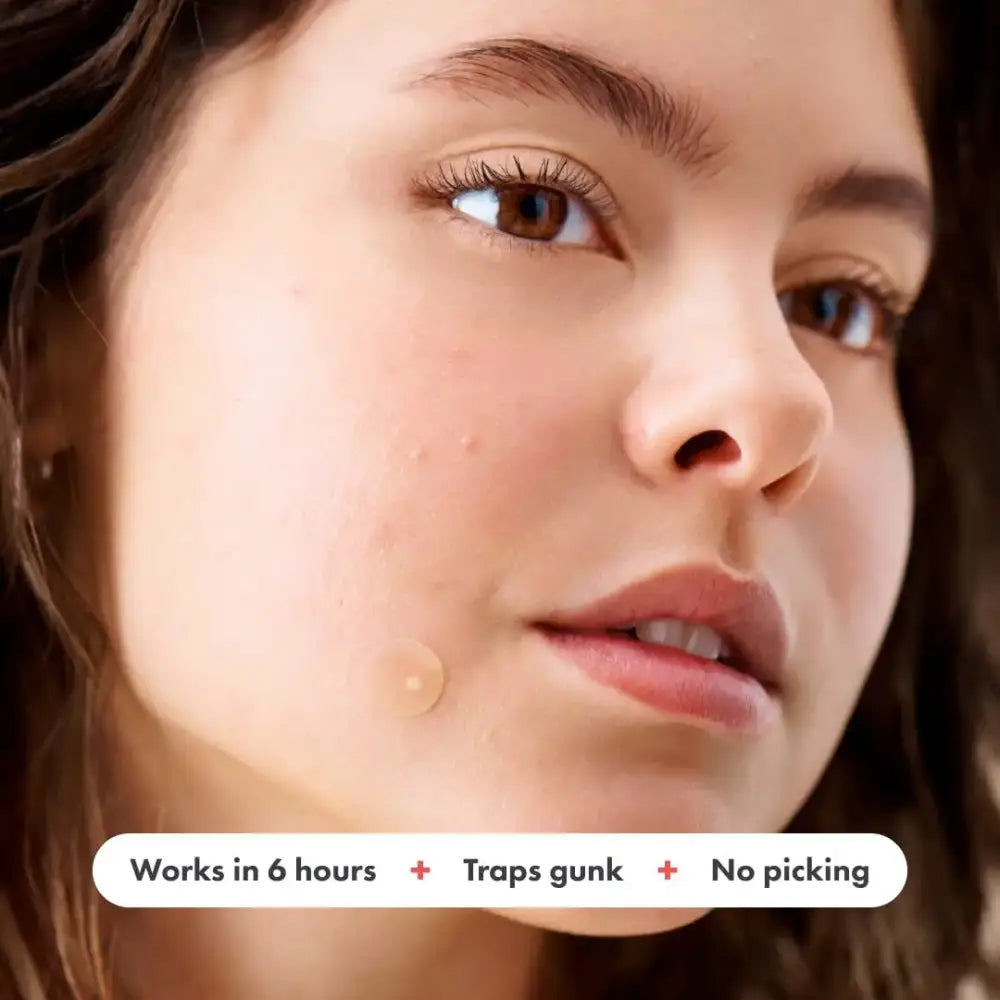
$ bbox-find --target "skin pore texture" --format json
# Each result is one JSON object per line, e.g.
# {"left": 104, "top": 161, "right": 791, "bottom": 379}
{"left": 38, "top": 0, "right": 932, "bottom": 996}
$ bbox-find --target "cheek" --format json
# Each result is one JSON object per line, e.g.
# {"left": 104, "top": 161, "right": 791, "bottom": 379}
{"left": 787, "top": 392, "right": 912, "bottom": 739}
{"left": 270, "top": 223, "right": 620, "bottom": 582}
{"left": 95, "top": 206, "right": 602, "bottom": 786}
{"left": 820, "top": 410, "right": 914, "bottom": 660}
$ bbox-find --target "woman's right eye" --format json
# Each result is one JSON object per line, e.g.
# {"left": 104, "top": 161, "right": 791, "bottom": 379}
{"left": 451, "top": 183, "right": 605, "bottom": 250}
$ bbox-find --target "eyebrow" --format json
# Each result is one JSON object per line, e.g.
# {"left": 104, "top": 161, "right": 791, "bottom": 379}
{"left": 401, "top": 36, "right": 725, "bottom": 174}
{"left": 795, "top": 166, "right": 934, "bottom": 241}
{"left": 402, "top": 36, "right": 934, "bottom": 241}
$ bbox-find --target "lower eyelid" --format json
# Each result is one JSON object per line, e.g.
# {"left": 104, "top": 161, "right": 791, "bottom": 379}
{"left": 439, "top": 211, "right": 562, "bottom": 257}
{"left": 479, "top": 223, "right": 597, "bottom": 257}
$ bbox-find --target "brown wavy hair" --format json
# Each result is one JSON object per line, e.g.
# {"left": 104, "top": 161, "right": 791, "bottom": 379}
{"left": 2, "top": 1, "right": 999, "bottom": 998}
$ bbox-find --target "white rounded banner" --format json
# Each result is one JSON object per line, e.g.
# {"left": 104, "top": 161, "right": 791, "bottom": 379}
{"left": 93, "top": 833, "right": 907, "bottom": 909}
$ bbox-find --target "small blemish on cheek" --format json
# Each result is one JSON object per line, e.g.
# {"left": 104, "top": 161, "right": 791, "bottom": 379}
{"left": 371, "top": 639, "right": 447, "bottom": 718}
{"left": 371, "top": 518, "right": 397, "bottom": 550}
{"left": 460, "top": 433, "right": 480, "bottom": 453}
{"left": 408, "top": 446, "right": 428, "bottom": 462}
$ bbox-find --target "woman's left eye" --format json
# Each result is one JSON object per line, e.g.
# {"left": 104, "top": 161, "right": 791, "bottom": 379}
{"left": 778, "top": 281, "right": 902, "bottom": 353}
{"left": 451, "top": 183, "right": 603, "bottom": 249}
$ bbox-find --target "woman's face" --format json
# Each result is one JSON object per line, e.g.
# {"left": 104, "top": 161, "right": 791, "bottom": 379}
{"left": 68, "top": 0, "right": 929, "bottom": 932}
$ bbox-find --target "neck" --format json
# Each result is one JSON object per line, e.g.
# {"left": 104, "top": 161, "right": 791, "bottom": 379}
{"left": 101, "top": 686, "right": 546, "bottom": 1000}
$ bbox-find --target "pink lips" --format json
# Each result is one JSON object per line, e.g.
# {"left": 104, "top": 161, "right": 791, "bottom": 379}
{"left": 535, "top": 564, "right": 789, "bottom": 734}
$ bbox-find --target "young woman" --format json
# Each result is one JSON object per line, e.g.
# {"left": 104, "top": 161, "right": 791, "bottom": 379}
{"left": 2, "top": 1, "right": 998, "bottom": 997}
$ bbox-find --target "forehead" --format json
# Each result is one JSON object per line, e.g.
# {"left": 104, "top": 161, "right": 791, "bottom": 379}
{"left": 280, "top": 0, "right": 927, "bottom": 179}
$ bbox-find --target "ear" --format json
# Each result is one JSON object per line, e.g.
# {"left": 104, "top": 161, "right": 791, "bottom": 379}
{"left": 20, "top": 280, "right": 102, "bottom": 475}
{"left": 22, "top": 332, "right": 73, "bottom": 474}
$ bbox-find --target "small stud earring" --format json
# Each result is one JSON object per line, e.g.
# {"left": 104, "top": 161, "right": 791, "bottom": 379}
{"left": 38, "top": 457, "right": 54, "bottom": 482}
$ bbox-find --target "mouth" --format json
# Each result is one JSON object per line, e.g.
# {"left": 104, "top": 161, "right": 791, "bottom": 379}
{"left": 533, "top": 564, "right": 788, "bottom": 733}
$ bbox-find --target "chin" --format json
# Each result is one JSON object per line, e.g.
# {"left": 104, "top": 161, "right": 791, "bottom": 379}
{"left": 490, "top": 906, "right": 711, "bottom": 938}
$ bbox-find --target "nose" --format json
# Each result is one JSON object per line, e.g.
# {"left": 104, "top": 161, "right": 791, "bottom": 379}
{"left": 621, "top": 332, "right": 834, "bottom": 509}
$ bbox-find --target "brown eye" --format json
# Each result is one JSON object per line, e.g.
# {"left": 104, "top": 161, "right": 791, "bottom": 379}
{"left": 451, "top": 183, "right": 601, "bottom": 247}
{"left": 778, "top": 282, "right": 898, "bottom": 352}
{"left": 496, "top": 184, "right": 568, "bottom": 240}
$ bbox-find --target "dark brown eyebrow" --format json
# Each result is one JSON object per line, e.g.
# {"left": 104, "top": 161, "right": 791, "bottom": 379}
{"left": 795, "top": 166, "right": 934, "bottom": 242}
{"left": 401, "top": 36, "right": 726, "bottom": 174}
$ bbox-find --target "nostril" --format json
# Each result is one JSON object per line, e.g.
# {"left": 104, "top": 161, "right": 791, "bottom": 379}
{"left": 674, "top": 429, "right": 742, "bottom": 470}
{"left": 761, "top": 457, "right": 819, "bottom": 508}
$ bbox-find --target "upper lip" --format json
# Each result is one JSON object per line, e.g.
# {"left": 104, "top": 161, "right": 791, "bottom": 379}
{"left": 538, "top": 563, "right": 789, "bottom": 690}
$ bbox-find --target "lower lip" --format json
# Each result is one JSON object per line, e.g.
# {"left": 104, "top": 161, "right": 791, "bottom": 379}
{"left": 537, "top": 627, "right": 779, "bottom": 734}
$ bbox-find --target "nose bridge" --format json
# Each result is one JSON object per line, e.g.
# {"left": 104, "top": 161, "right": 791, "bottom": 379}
{"left": 621, "top": 297, "right": 834, "bottom": 503}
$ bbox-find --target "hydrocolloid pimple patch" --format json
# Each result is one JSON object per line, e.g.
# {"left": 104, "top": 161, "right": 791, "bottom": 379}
{"left": 372, "top": 638, "right": 447, "bottom": 717}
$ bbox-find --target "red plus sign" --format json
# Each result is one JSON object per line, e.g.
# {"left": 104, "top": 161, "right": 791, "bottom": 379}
{"left": 410, "top": 860, "right": 431, "bottom": 880}
{"left": 657, "top": 861, "right": 679, "bottom": 880}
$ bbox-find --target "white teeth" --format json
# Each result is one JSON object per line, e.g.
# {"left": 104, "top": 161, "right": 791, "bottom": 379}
{"left": 632, "top": 618, "right": 731, "bottom": 662}
{"left": 683, "top": 623, "right": 724, "bottom": 661}
{"left": 633, "top": 619, "right": 687, "bottom": 648}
